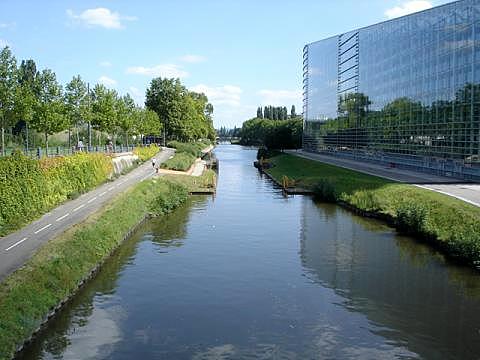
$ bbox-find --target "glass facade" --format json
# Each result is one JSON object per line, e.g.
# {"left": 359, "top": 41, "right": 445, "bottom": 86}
{"left": 303, "top": 0, "right": 480, "bottom": 180}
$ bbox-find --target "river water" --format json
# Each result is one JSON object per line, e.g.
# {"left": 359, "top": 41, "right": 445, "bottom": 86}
{"left": 17, "top": 145, "right": 480, "bottom": 360}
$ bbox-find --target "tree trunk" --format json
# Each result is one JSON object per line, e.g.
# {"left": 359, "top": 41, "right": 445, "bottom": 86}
{"left": 68, "top": 128, "right": 71, "bottom": 151}
{"left": 125, "top": 131, "right": 129, "bottom": 148}
{"left": 45, "top": 132, "right": 49, "bottom": 156}
{"left": 26, "top": 122, "right": 29, "bottom": 154}
{"left": 1, "top": 125, "right": 5, "bottom": 156}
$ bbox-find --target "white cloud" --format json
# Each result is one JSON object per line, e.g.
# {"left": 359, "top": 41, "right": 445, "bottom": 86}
{"left": 126, "top": 64, "right": 189, "bottom": 78}
{"left": 98, "top": 75, "right": 117, "bottom": 86}
{"left": 67, "top": 8, "right": 137, "bottom": 29}
{"left": 180, "top": 54, "right": 207, "bottom": 63}
{"left": 0, "top": 22, "right": 15, "bottom": 29}
{"left": 190, "top": 84, "right": 242, "bottom": 107}
{"left": 99, "top": 60, "right": 112, "bottom": 67}
{"left": 385, "top": 1, "right": 432, "bottom": 19}
{"left": 258, "top": 89, "right": 302, "bottom": 106}
{"left": 0, "top": 39, "right": 9, "bottom": 48}
{"left": 129, "top": 86, "right": 144, "bottom": 106}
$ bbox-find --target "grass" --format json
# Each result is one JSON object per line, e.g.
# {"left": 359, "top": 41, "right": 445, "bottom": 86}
{"left": 0, "top": 178, "right": 188, "bottom": 359}
{"left": 160, "top": 152, "right": 197, "bottom": 171}
{"left": 265, "top": 153, "right": 480, "bottom": 266}
{"left": 167, "top": 141, "right": 210, "bottom": 157}
{"left": 165, "top": 169, "right": 217, "bottom": 193}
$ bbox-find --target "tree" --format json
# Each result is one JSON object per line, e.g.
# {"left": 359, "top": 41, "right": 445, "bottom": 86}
{"left": 0, "top": 47, "right": 17, "bottom": 155}
{"left": 257, "top": 107, "right": 263, "bottom": 119}
{"left": 65, "top": 75, "right": 89, "bottom": 147}
{"left": 117, "top": 93, "right": 136, "bottom": 146}
{"left": 91, "top": 84, "right": 118, "bottom": 142}
{"left": 15, "top": 59, "right": 38, "bottom": 150}
{"left": 145, "top": 77, "right": 185, "bottom": 144}
{"left": 31, "top": 69, "right": 67, "bottom": 153}
{"left": 291, "top": 105, "right": 296, "bottom": 118}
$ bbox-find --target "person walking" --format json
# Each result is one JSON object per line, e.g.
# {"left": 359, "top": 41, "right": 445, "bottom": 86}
{"left": 152, "top": 157, "right": 156, "bottom": 169}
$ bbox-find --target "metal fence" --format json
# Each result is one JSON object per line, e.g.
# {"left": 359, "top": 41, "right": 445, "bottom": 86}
{"left": 1, "top": 144, "right": 138, "bottom": 159}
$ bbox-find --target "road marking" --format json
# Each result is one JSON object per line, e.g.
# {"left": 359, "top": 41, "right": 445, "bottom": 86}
{"left": 108, "top": 186, "right": 114, "bottom": 191}
{"left": 34, "top": 223, "right": 52, "bottom": 234}
{"left": 56, "top": 213, "right": 70, "bottom": 222}
{"left": 73, "top": 204, "right": 85, "bottom": 212}
{"left": 99, "top": 191, "right": 107, "bottom": 197}
{"left": 5, "top": 237, "right": 28, "bottom": 251}
{"left": 87, "top": 196, "right": 97, "bottom": 204}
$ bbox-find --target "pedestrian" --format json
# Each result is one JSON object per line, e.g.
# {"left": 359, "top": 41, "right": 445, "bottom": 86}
{"left": 77, "top": 139, "right": 84, "bottom": 152}
{"left": 152, "top": 157, "right": 156, "bottom": 169}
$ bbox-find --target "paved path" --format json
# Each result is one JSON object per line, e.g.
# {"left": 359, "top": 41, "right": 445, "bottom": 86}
{"left": 286, "top": 150, "right": 480, "bottom": 207}
{"left": 0, "top": 148, "right": 175, "bottom": 282}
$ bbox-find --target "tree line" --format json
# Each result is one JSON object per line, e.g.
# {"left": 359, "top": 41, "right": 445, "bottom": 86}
{"left": 0, "top": 46, "right": 216, "bottom": 156}
{"left": 256, "top": 105, "right": 296, "bottom": 120}
{"left": 240, "top": 106, "right": 303, "bottom": 149}
{"left": 216, "top": 126, "right": 241, "bottom": 139}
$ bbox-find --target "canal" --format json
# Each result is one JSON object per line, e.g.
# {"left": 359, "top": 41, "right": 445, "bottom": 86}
{"left": 17, "top": 145, "right": 480, "bottom": 359}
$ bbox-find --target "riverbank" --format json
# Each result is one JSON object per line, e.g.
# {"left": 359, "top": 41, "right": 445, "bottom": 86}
{"left": 0, "top": 174, "right": 214, "bottom": 359}
{"left": 262, "top": 153, "right": 480, "bottom": 268}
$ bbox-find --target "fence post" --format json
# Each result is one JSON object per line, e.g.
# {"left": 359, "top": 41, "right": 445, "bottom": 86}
{"left": 37, "top": 147, "right": 41, "bottom": 159}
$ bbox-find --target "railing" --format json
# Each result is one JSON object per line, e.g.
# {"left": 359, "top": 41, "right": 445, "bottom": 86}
{"left": 1, "top": 144, "right": 139, "bottom": 159}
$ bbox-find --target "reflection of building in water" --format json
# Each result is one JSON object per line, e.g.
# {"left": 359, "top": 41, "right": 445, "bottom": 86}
{"left": 299, "top": 198, "right": 480, "bottom": 359}
{"left": 303, "top": 0, "right": 480, "bottom": 180}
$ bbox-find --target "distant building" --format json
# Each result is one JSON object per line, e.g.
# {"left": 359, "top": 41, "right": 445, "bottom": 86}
{"left": 303, "top": 0, "right": 480, "bottom": 180}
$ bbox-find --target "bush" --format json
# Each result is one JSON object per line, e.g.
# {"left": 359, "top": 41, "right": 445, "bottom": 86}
{"left": 395, "top": 202, "right": 429, "bottom": 235}
{"left": 133, "top": 144, "right": 160, "bottom": 162}
{"left": 350, "top": 190, "right": 382, "bottom": 212}
{"left": 150, "top": 181, "right": 189, "bottom": 215}
{"left": 312, "top": 179, "right": 337, "bottom": 202}
{"left": 167, "top": 141, "right": 208, "bottom": 157}
{"left": 257, "top": 148, "right": 281, "bottom": 160}
{"left": 0, "top": 152, "right": 113, "bottom": 236}
{"left": 161, "top": 152, "right": 196, "bottom": 171}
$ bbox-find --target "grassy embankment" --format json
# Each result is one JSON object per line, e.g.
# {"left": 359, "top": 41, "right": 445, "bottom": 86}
{"left": 165, "top": 169, "right": 217, "bottom": 193}
{"left": 264, "top": 153, "right": 480, "bottom": 266}
{"left": 0, "top": 177, "right": 196, "bottom": 359}
{"left": 161, "top": 141, "right": 210, "bottom": 171}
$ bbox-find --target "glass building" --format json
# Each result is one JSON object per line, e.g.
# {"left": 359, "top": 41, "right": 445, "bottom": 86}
{"left": 303, "top": 0, "right": 480, "bottom": 180}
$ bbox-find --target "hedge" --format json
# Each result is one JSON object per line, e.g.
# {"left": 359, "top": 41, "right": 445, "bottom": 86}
{"left": 0, "top": 152, "right": 112, "bottom": 236}
{"left": 133, "top": 144, "right": 160, "bottom": 162}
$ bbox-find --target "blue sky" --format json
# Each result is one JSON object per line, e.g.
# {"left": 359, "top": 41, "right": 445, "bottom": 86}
{"left": 0, "top": 0, "right": 451, "bottom": 128}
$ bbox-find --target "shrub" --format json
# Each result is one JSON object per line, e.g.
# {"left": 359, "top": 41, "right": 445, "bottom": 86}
{"left": 161, "top": 152, "right": 196, "bottom": 171}
{"left": 312, "top": 179, "right": 337, "bottom": 202}
{"left": 396, "top": 202, "right": 429, "bottom": 236}
{"left": 0, "top": 152, "right": 113, "bottom": 236}
{"left": 150, "top": 181, "right": 189, "bottom": 215}
{"left": 133, "top": 144, "right": 160, "bottom": 162}
{"left": 349, "top": 190, "right": 381, "bottom": 212}
{"left": 167, "top": 141, "right": 208, "bottom": 157}
{"left": 257, "top": 148, "right": 281, "bottom": 160}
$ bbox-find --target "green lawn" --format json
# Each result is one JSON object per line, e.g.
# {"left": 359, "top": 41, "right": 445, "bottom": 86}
{"left": 266, "top": 153, "right": 480, "bottom": 266}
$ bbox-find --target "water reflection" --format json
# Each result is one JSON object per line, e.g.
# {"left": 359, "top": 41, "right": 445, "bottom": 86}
{"left": 300, "top": 199, "right": 480, "bottom": 359}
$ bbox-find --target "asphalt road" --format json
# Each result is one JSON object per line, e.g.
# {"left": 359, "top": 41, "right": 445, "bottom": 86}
{"left": 0, "top": 148, "right": 175, "bottom": 282}
{"left": 286, "top": 150, "right": 480, "bottom": 207}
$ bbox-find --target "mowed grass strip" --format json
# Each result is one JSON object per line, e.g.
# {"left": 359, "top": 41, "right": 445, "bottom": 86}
{"left": 0, "top": 178, "right": 188, "bottom": 359}
{"left": 266, "top": 153, "right": 480, "bottom": 266}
